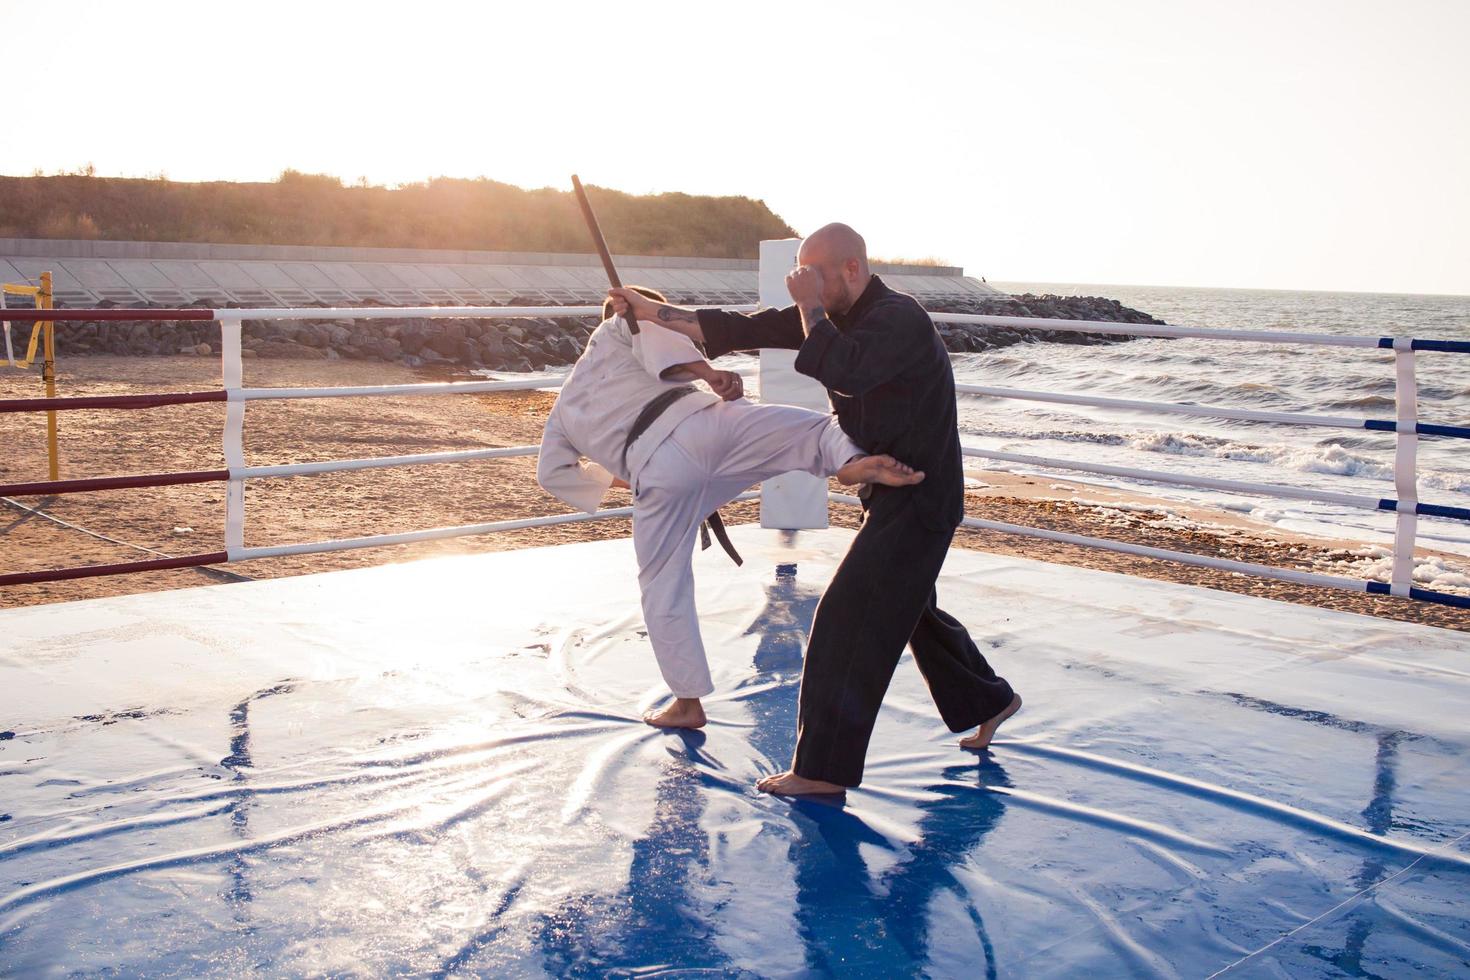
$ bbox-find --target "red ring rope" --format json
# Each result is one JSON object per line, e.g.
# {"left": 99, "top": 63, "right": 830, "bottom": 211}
{"left": 1, "top": 391, "right": 227, "bottom": 412}
{"left": 0, "top": 470, "right": 229, "bottom": 497}
{"left": 0, "top": 551, "right": 231, "bottom": 587}
{"left": 0, "top": 309, "right": 217, "bottom": 321}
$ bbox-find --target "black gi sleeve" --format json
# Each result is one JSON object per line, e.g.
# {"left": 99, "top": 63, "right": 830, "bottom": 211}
{"left": 696, "top": 305, "right": 804, "bottom": 359}
{"left": 794, "top": 299, "right": 933, "bottom": 397}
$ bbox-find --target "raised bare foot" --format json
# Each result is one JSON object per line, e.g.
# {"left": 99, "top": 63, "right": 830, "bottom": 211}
{"left": 959, "top": 692, "right": 1023, "bottom": 750}
{"left": 756, "top": 770, "right": 848, "bottom": 796}
{"left": 643, "top": 697, "right": 707, "bottom": 730}
{"left": 835, "top": 454, "right": 925, "bottom": 488}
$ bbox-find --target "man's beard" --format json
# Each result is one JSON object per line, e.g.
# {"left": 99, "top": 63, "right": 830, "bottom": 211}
{"left": 832, "top": 278, "right": 858, "bottom": 315}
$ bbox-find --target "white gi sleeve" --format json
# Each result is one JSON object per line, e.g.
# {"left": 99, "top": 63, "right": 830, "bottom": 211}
{"left": 536, "top": 411, "right": 615, "bottom": 514}
{"left": 632, "top": 320, "right": 707, "bottom": 380}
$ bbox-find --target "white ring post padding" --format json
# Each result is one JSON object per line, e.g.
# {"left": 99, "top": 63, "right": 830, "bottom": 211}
{"left": 928, "top": 312, "right": 1385, "bottom": 349}
{"left": 828, "top": 492, "right": 1369, "bottom": 594}
{"left": 220, "top": 304, "right": 757, "bottom": 321}
{"left": 1390, "top": 340, "right": 1419, "bottom": 597}
{"left": 220, "top": 318, "right": 246, "bottom": 555}
{"left": 956, "top": 383, "right": 1363, "bottom": 430}
{"left": 757, "top": 238, "right": 830, "bottom": 530}
{"left": 961, "top": 447, "right": 1387, "bottom": 511}
{"left": 236, "top": 378, "right": 566, "bottom": 401}
{"left": 239, "top": 445, "right": 539, "bottom": 479}
{"left": 232, "top": 491, "right": 761, "bottom": 561}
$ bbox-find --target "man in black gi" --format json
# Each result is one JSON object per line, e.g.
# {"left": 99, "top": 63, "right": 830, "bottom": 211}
{"left": 608, "top": 222, "right": 1022, "bottom": 795}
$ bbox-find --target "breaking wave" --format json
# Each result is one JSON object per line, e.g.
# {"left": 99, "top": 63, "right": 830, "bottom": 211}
{"left": 961, "top": 422, "right": 1470, "bottom": 495}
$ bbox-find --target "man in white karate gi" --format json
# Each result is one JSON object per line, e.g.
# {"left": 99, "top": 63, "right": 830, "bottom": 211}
{"left": 537, "top": 287, "right": 924, "bottom": 730}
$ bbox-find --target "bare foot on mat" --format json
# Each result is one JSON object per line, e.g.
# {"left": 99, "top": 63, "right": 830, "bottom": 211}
{"left": 959, "top": 693, "right": 1023, "bottom": 750}
{"left": 756, "top": 771, "right": 848, "bottom": 796}
{"left": 643, "top": 698, "right": 707, "bottom": 730}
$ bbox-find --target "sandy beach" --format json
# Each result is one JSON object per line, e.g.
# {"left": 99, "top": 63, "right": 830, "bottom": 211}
{"left": 2, "top": 355, "right": 1466, "bottom": 632}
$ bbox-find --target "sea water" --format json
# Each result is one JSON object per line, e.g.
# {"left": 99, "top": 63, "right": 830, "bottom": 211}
{"left": 958, "top": 284, "right": 1470, "bottom": 573}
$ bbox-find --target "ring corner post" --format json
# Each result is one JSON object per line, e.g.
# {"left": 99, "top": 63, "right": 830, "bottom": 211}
{"left": 756, "top": 238, "right": 831, "bottom": 530}
{"left": 220, "top": 316, "right": 247, "bottom": 559}
{"left": 1389, "top": 339, "right": 1419, "bottom": 599}
{"left": 41, "top": 271, "right": 59, "bottom": 480}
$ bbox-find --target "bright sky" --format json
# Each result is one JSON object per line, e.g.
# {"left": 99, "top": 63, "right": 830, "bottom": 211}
{"left": 4, "top": 0, "right": 1468, "bottom": 295}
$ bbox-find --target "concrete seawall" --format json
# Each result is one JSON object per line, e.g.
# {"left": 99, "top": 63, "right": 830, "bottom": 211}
{"left": 1, "top": 239, "right": 1162, "bottom": 371}
{"left": 1, "top": 238, "right": 999, "bottom": 310}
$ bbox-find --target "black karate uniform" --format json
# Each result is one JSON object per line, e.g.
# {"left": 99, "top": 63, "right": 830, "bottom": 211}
{"left": 698, "top": 275, "right": 1015, "bottom": 786}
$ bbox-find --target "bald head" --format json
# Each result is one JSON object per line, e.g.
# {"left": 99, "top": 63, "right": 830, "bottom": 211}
{"left": 800, "top": 222, "right": 868, "bottom": 270}
{"left": 796, "top": 223, "right": 871, "bottom": 315}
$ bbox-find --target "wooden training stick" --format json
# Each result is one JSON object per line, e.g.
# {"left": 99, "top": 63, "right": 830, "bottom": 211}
{"left": 570, "top": 175, "right": 637, "bottom": 333}
{"left": 569, "top": 175, "right": 742, "bottom": 565}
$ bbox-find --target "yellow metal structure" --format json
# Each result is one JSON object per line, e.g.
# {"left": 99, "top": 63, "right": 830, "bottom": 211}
{"left": 1, "top": 271, "right": 59, "bottom": 479}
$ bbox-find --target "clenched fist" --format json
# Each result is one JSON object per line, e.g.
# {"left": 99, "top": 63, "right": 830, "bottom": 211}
{"left": 785, "top": 265, "right": 825, "bottom": 308}
{"left": 707, "top": 370, "right": 744, "bottom": 401}
{"left": 607, "top": 287, "right": 658, "bottom": 324}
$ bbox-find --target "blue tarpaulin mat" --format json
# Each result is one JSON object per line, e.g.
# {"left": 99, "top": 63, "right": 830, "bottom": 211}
{"left": 2, "top": 527, "right": 1468, "bottom": 976}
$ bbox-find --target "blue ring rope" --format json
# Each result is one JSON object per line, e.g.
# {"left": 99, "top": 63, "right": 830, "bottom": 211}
{"left": 1363, "top": 419, "right": 1470, "bottom": 439}
{"left": 1376, "top": 337, "right": 1470, "bottom": 353}
{"left": 1415, "top": 501, "right": 1470, "bottom": 522}
{"left": 1376, "top": 499, "right": 1470, "bottom": 522}
{"left": 1410, "top": 587, "right": 1470, "bottom": 609}
{"left": 1365, "top": 580, "right": 1470, "bottom": 608}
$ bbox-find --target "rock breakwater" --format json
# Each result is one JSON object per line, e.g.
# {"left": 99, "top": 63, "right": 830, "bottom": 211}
{"left": 38, "top": 293, "right": 1163, "bottom": 369}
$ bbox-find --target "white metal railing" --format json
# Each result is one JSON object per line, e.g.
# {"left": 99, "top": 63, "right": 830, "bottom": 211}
{"left": 1, "top": 272, "right": 1467, "bottom": 610}
{"left": 931, "top": 313, "right": 1470, "bottom": 610}
{"left": 210, "top": 308, "right": 762, "bottom": 563}
{"left": 952, "top": 383, "right": 1364, "bottom": 430}
{"left": 827, "top": 491, "right": 1366, "bottom": 594}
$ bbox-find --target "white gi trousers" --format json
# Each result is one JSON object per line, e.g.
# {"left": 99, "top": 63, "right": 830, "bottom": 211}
{"left": 633, "top": 399, "right": 863, "bottom": 698}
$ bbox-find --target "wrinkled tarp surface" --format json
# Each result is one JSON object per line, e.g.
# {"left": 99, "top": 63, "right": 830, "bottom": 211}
{"left": 2, "top": 527, "right": 1468, "bottom": 977}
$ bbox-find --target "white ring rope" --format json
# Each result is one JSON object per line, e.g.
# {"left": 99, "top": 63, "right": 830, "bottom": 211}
{"left": 929, "top": 311, "right": 1384, "bottom": 348}
{"left": 232, "top": 378, "right": 565, "bottom": 402}
{"left": 955, "top": 383, "right": 1362, "bottom": 430}
{"left": 237, "top": 445, "right": 540, "bottom": 479}
{"left": 226, "top": 491, "right": 760, "bottom": 562}
{"left": 960, "top": 447, "right": 1385, "bottom": 511}
{"left": 222, "top": 304, "right": 757, "bottom": 320}
{"left": 829, "top": 493, "right": 1367, "bottom": 594}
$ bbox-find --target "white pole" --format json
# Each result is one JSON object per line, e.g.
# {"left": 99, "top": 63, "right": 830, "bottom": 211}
{"left": 220, "top": 318, "right": 247, "bottom": 559}
{"left": 1389, "top": 339, "right": 1420, "bottom": 596}
{"left": 757, "top": 238, "right": 831, "bottom": 530}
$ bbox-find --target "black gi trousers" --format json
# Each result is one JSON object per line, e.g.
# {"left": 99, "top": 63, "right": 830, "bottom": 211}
{"left": 791, "top": 495, "right": 1014, "bottom": 787}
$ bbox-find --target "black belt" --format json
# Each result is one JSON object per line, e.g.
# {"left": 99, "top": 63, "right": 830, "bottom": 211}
{"left": 623, "top": 386, "right": 743, "bottom": 567}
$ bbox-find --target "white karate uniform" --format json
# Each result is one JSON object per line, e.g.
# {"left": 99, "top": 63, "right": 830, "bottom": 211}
{"left": 538, "top": 316, "right": 862, "bottom": 698}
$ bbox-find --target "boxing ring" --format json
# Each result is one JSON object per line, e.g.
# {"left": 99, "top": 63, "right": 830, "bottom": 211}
{"left": 2, "top": 287, "right": 1470, "bottom": 975}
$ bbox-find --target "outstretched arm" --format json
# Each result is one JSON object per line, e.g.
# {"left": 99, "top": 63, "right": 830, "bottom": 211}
{"left": 608, "top": 288, "right": 704, "bottom": 342}
{"left": 608, "top": 287, "right": 803, "bottom": 359}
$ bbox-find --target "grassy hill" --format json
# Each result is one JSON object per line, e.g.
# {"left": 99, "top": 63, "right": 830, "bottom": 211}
{"left": 0, "top": 171, "right": 797, "bottom": 258}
